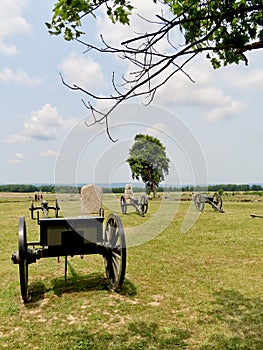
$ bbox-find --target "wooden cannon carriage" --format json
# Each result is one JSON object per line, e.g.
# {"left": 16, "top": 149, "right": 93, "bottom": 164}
{"left": 120, "top": 184, "right": 148, "bottom": 217}
{"left": 29, "top": 198, "right": 60, "bottom": 219}
{"left": 193, "top": 192, "right": 224, "bottom": 213}
{"left": 11, "top": 185, "right": 126, "bottom": 303}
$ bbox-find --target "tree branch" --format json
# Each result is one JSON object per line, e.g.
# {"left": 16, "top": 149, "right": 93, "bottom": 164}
{"left": 56, "top": 2, "right": 263, "bottom": 141}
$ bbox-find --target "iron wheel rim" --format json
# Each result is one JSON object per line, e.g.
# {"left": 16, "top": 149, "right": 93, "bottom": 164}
{"left": 104, "top": 214, "right": 126, "bottom": 292}
{"left": 18, "top": 216, "right": 29, "bottom": 302}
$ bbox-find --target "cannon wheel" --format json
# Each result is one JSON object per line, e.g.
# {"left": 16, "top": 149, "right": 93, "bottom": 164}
{"left": 120, "top": 196, "right": 127, "bottom": 214}
{"left": 140, "top": 195, "right": 148, "bottom": 216}
{"left": 103, "top": 214, "right": 126, "bottom": 292}
{"left": 212, "top": 193, "right": 223, "bottom": 211}
{"left": 18, "top": 216, "right": 29, "bottom": 303}
{"left": 194, "top": 193, "right": 204, "bottom": 212}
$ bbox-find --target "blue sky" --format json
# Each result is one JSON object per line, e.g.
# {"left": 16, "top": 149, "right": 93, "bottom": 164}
{"left": 1, "top": 0, "right": 263, "bottom": 186}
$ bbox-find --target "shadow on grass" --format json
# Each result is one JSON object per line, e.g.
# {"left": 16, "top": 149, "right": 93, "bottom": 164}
{"left": 26, "top": 281, "right": 46, "bottom": 307}
{"left": 61, "top": 321, "right": 190, "bottom": 350}
{"left": 51, "top": 272, "right": 108, "bottom": 296}
{"left": 200, "top": 289, "right": 263, "bottom": 349}
{"left": 26, "top": 262, "right": 136, "bottom": 306}
{"left": 51, "top": 273, "right": 137, "bottom": 297}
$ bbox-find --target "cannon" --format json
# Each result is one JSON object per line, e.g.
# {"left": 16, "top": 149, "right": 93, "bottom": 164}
{"left": 193, "top": 192, "right": 224, "bottom": 213}
{"left": 120, "top": 184, "right": 148, "bottom": 217}
{"left": 11, "top": 185, "right": 126, "bottom": 303}
{"left": 29, "top": 198, "right": 60, "bottom": 219}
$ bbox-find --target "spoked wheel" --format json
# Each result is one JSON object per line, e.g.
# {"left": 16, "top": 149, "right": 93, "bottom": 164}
{"left": 18, "top": 216, "right": 29, "bottom": 303}
{"left": 140, "top": 195, "right": 148, "bottom": 216}
{"left": 120, "top": 196, "right": 127, "bottom": 214}
{"left": 212, "top": 193, "right": 223, "bottom": 211}
{"left": 103, "top": 214, "right": 126, "bottom": 292}
{"left": 194, "top": 193, "right": 204, "bottom": 212}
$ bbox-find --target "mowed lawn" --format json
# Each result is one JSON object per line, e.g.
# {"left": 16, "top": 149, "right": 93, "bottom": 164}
{"left": 0, "top": 192, "right": 263, "bottom": 349}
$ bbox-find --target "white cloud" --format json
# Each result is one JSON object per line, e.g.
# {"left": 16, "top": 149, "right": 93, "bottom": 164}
{"left": 0, "top": 67, "right": 42, "bottom": 86}
{"left": 40, "top": 149, "right": 58, "bottom": 157}
{"left": 206, "top": 101, "right": 246, "bottom": 122}
{"left": 5, "top": 134, "right": 30, "bottom": 143}
{"left": 149, "top": 56, "right": 246, "bottom": 122}
{"left": 155, "top": 69, "right": 222, "bottom": 105}
{"left": 8, "top": 152, "right": 26, "bottom": 165}
{"left": 5, "top": 104, "right": 78, "bottom": 143}
{"left": 8, "top": 159, "right": 21, "bottom": 165}
{"left": 15, "top": 152, "right": 25, "bottom": 159}
{"left": 0, "top": 0, "right": 32, "bottom": 55}
{"left": 59, "top": 53, "right": 105, "bottom": 89}
{"left": 23, "top": 104, "right": 64, "bottom": 140}
{"left": 0, "top": 41, "right": 17, "bottom": 55}
{"left": 225, "top": 68, "right": 263, "bottom": 90}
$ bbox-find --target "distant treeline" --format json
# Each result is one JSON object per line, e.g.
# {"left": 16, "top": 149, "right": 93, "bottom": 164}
{"left": 0, "top": 183, "right": 263, "bottom": 193}
{"left": 0, "top": 184, "right": 56, "bottom": 193}
{"left": 184, "top": 184, "right": 263, "bottom": 192}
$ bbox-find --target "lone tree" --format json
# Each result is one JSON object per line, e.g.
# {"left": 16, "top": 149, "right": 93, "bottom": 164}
{"left": 47, "top": 1, "right": 263, "bottom": 136}
{"left": 127, "top": 134, "right": 170, "bottom": 198}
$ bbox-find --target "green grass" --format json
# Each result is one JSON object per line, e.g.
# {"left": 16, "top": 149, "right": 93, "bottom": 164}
{"left": 1, "top": 193, "right": 263, "bottom": 349}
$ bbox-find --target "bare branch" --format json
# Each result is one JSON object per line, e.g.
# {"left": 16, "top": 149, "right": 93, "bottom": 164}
{"left": 58, "top": 3, "right": 263, "bottom": 141}
{"left": 82, "top": 101, "right": 118, "bottom": 142}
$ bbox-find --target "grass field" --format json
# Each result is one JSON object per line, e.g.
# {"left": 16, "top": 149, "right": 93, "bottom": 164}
{"left": 0, "top": 192, "right": 263, "bottom": 349}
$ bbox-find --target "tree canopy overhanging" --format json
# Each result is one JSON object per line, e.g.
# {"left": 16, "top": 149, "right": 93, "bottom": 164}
{"left": 46, "top": 1, "right": 263, "bottom": 136}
